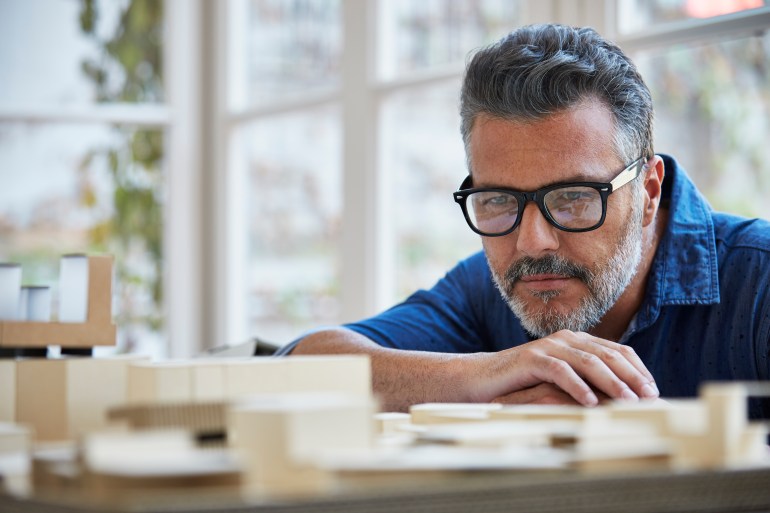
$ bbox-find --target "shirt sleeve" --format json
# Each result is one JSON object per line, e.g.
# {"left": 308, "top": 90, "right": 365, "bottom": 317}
{"left": 344, "top": 252, "right": 491, "bottom": 353}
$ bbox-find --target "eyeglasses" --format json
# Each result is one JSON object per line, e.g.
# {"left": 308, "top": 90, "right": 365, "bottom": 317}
{"left": 453, "top": 157, "right": 646, "bottom": 236}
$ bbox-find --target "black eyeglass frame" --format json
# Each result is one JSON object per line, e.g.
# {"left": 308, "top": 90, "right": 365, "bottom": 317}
{"left": 453, "top": 156, "right": 647, "bottom": 236}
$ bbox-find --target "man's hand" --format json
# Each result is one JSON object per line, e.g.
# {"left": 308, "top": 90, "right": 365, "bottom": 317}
{"left": 491, "top": 383, "right": 612, "bottom": 405}
{"left": 470, "top": 329, "right": 659, "bottom": 407}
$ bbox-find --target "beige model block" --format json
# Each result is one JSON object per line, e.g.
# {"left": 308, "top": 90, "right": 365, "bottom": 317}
{"left": 108, "top": 402, "right": 227, "bottom": 445}
{"left": 739, "top": 423, "right": 769, "bottom": 466}
{"left": 664, "top": 399, "right": 708, "bottom": 435}
{"left": 16, "top": 357, "right": 141, "bottom": 442}
{"left": 190, "top": 361, "right": 227, "bottom": 401}
{"left": 374, "top": 412, "right": 411, "bottom": 436}
{"left": 229, "top": 392, "right": 375, "bottom": 496}
{"left": 287, "top": 355, "right": 372, "bottom": 397}
{"left": 700, "top": 382, "right": 748, "bottom": 468}
{"left": 0, "top": 423, "right": 32, "bottom": 497}
{"left": 80, "top": 430, "right": 240, "bottom": 507}
{"left": 574, "top": 419, "right": 662, "bottom": 455}
{"left": 571, "top": 441, "right": 672, "bottom": 473}
{"left": 417, "top": 420, "right": 552, "bottom": 448}
{"left": 223, "top": 359, "right": 291, "bottom": 399}
{"left": 410, "top": 403, "right": 503, "bottom": 425}
{"left": 490, "top": 404, "right": 609, "bottom": 424}
{"left": 127, "top": 361, "right": 193, "bottom": 404}
{"left": 31, "top": 442, "right": 80, "bottom": 492}
{"left": 0, "top": 423, "right": 30, "bottom": 454}
{"left": 0, "top": 360, "right": 16, "bottom": 422}
{"left": 606, "top": 400, "right": 670, "bottom": 435}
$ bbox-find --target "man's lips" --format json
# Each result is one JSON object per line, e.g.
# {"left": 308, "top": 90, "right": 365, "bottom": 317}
{"left": 517, "top": 274, "right": 573, "bottom": 290}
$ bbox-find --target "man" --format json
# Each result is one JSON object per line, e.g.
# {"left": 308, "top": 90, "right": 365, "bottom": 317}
{"left": 282, "top": 24, "right": 770, "bottom": 415}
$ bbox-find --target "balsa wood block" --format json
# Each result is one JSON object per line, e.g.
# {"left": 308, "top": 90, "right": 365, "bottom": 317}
{"left": 0, "top": 423, "right": 32, "bottom": 497}
{"left": 79, "top": 430, "right": 240, "bottom": 507}
{"left": 410, "top": 403, "right": 503, "bottom": 425}
{"left": 223, "top": 359, "right": 291, "bottom": 399}
{"left": 127, "top": 362, "right": 193, "bottom": 404}
{"left": 701, "top": 383, "right": 748, "bottom": 468}
{"left": 607, "top": 399, "right": 707, "bottom": 438}
{"left": 190, "top": 361, "right": 227, "bottom": 401}
{"left": 0, "top": 256, "right": 116, "bottom": 348}
{"left": 0, "top": 360, "right": 16, "bottom": 422}
{"left": 287, "top": 355, "right": 372, "bottom": 397}
{"left": 417, "top": 421, "right": 551, "bottom": 448}
{"left": 16, "top": 357, "right": 141, "bottom": 442}
{"left": 0, "top": 423, "right": 30, "bottom": 454}
{"left": 374, "top": 412, "right": 411, "bottom": 436}
{"left": 108, "top": 402, "right": 227, "bottom": 438}
{"left": 490, "top": 404, "right": 609, "bottom": 425}
{"left": 229, "top": 392, "right": 374, "bottom": 496}
{"left": 571, "top": 442, "right": 672, "bottom": 473}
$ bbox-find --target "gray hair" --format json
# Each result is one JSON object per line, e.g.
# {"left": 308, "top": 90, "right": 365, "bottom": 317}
{"left": 460, "top": 24, "right": 654, "bottom": 168}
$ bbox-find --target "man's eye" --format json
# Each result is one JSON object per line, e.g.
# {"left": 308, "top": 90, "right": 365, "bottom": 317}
{"left": 561, "top": 191, "right": 584, "bottom": 201}
{"left": 484, "top": 194, "right": 513, "bottom": 206}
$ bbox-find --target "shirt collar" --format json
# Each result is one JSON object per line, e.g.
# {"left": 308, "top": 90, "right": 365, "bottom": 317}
{"left": 643, "top": 154, "right": 720, "bottom": 315}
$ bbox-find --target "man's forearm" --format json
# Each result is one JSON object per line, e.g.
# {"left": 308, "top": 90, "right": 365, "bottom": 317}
{"left": 291, "top": 328, "right": 659, "bottom": 411}
{"left": 291, "top": 328, "right": 478, "bottom": 412}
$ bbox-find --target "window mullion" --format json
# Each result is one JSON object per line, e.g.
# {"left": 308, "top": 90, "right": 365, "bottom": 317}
{"left": 340, "top": 0, "right": 391, "bottom": 322}
{"left": 164, "top": 0, "right": 205, "bottom": 357}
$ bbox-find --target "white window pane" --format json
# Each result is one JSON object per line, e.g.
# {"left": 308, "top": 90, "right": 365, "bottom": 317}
{"left": 618, "top": 0, "right": 768, "bottom": 34}
{"left": 0, "top": 0, "right": 163, "bottom": 107}
{"left": 0, "top": 123, "right": 165, "bottom": 356}
{"left": 378, "top": 0, "right": 523, "bottom": 80}
{"left": 382, "top": 82, "right": 482, "bottom": 301}
{"left": 635, "top": 32, "right": 770, "bottom": 219}
{"left": 230, "top": 0, "right": 341, "bottom": 110}
{"left": 234, "top": 107, "right": 341, "bottom": 344}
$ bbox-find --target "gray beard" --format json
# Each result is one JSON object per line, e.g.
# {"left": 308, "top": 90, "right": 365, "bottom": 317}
{"left": 489, "top": 196, "right": 644, "bottom": 338}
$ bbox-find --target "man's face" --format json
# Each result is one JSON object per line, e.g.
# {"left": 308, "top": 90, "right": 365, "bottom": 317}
{"left": 468, "top": 100, "right": 644, "bottom": 337}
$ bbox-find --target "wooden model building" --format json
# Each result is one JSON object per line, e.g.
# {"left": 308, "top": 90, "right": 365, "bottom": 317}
{"left": 0, "top": 255, "right": 117, "bottom": 351}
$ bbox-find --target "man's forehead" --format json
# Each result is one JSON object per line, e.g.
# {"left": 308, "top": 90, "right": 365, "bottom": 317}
{"left": 467, "top": 105, "right": 621, "bottom": 186}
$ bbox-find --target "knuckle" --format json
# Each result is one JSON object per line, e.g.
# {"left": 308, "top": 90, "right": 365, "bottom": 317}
{"left": 599, "top": 348, "right": 622, "bottom": 365}
{"left": 554, "top": 329, "right": 576, "bottom": 339}
{"left": 544, "top": 357, "right": 571, "bottom": 375}
{"left": 618, "top": 344, "right": 637, "bottom": 358}
{"left": 578, "top": 350, "right": 601, "bottom": 367}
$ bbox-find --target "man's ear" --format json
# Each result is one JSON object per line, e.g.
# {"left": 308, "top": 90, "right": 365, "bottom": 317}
{"left": 641, "top": 155, "right": 665, "bottom": 227}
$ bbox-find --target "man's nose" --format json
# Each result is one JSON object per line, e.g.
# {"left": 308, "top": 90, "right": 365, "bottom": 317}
{"left": 515, "top": 202, "right": 560, "bottom": 255}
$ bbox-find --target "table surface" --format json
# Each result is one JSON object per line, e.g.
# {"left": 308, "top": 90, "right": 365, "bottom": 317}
{"left": 3, "top": 465, "right": 770, "bottom": 513}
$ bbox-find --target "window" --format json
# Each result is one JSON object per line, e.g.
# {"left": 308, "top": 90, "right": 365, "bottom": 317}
{"left": 0, "top": 0, "right": 166, "bottom": 356}
{"left": 6, "top": 1, "right": 768, "bottom": 356}
{"left": 616, "top": 0, "right": 770, "bottom": 220}
{"left": 223, "top": 0, "right": 523, "bottom": 346}
{"left": 379, "top": 1, "right": 522, "bottom": 302}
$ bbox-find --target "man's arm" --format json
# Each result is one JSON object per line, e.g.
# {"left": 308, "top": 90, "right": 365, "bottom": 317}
{"left": 291, "top": 327, "right": 659, "bottom": 412}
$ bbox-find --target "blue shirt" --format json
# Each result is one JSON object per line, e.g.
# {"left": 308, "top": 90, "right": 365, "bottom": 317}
{"left": 285, "top": 155, "right": 770, "bottom": 416}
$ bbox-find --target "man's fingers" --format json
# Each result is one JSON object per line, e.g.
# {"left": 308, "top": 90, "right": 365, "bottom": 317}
{"left": 516, "top": 330, "right": 658, "bottom": 404}
{"left": 566, "top": 333, "right": 659, "bottom": 400}
{"left": 531, "top": 355, "right": 600, "bottom": 407}
{"left": 598, "top": 340, "right": 659, "bottom": 396}
{"left": 492, "top": 383, "right": 581, "bottom": 405}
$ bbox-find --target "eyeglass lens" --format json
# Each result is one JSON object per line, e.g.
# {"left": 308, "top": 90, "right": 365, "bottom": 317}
{"left": 467, "top": 186, "right": 604, "bottom": 234}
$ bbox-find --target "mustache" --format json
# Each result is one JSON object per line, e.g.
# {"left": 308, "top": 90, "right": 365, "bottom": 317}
{"left": 504, "top": 254, "right": 594, "bottom": 285}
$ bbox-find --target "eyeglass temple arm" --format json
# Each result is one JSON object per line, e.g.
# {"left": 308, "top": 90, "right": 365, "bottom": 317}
{"left": 609, "top": 157, "right": 645, "bottom": 191}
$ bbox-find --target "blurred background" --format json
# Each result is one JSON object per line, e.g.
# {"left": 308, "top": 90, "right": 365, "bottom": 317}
{"left": 0, "top": 0, "right": 768, "bottom": 358}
